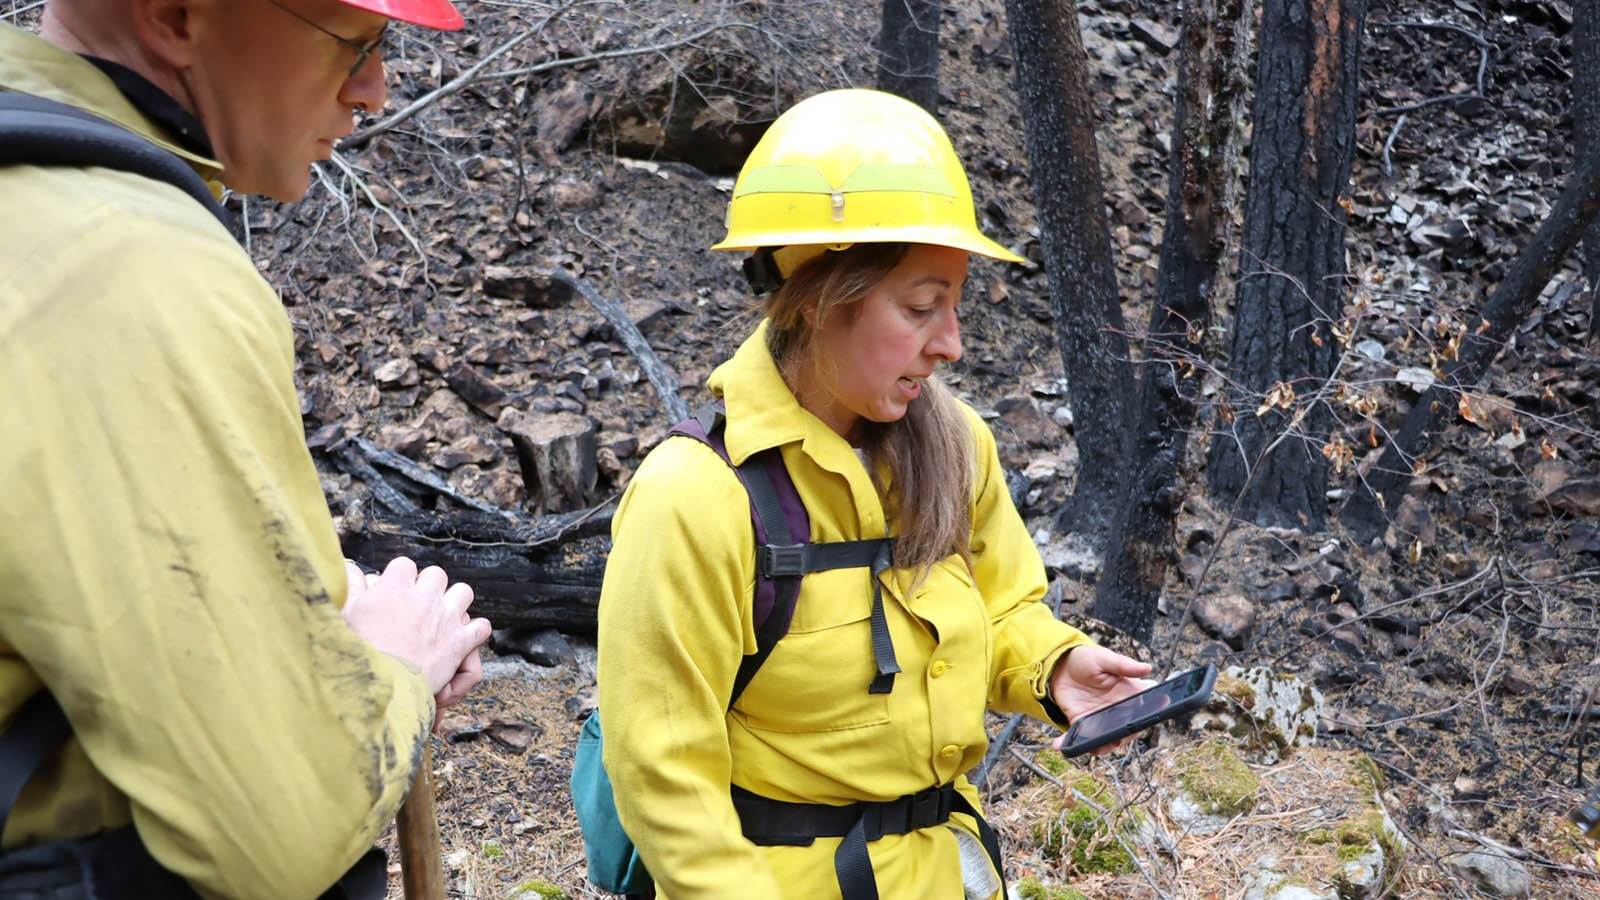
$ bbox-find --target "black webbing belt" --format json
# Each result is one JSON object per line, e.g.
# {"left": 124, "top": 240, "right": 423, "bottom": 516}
{"left": 733, "top": 783, "right": 1007, "bottom": 900}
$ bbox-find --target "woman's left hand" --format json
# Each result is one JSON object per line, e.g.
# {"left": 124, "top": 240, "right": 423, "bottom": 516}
{"left": 1047, "top": 644, "right": 1154, "bottom": 754}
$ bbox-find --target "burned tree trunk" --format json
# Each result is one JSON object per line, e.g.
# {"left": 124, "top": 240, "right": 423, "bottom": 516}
{"left": 1093, "top": 0, "right": 1255, "bottom": 642}
{"left": 876, "top": 0, "right": 943, "bottom": 114}
{"left": 1005, "top": 0, "right": 1136, "bottom": 547}
{"left": 1341, "top": 154, "right": 1600, "bottom": 543}
{"left": 1575, "top": 0, "right": 1600, "bottom": 338}
{"left": 1205, "top": 0, "right": 1368, "bottom": 531}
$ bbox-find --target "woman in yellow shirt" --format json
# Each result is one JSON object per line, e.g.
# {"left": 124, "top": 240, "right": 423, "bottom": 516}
{"left": 597, "top": 88, "right": 1152, "bottom": 900}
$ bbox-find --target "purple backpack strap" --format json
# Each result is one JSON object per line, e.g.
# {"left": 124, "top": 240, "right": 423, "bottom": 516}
{"left": 670, "top": 405, "right": 899, "bottom": 701}
{"left": 670, "top": 406, "right": 808, "bottom": 703}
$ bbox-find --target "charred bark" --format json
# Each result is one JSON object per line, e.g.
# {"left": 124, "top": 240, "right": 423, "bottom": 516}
{"left": 1206, "top": 0, "right": 1368, "bottom": 531}
{"left": 876, "top": 0, "right": 943, "bottom": 114}
{"left": 1575, "top": 0, "right": 1600, "bottom": 338}
{"left": 1094, "top": 0, "right": 1255, "bottom": 642}
{"left": 1340, "top": 153, "right": 1600, "bottom": 543}
{"left": 327, "top": 441, "right": 617, "bottom": 632}
{"left": 341, "top": 506, "right": 615, "bottom": 633}
{"left": 1004, "top": 0, "right": 1136, "bottom": 547}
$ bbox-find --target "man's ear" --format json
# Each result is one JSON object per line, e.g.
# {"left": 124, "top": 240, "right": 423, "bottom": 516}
{"left": 130, "top": 0, "right": 199, "bottom": 68}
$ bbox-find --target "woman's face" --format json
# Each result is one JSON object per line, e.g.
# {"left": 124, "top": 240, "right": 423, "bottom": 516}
{"left": 793, "top": 243, "right": 968, "bottom": 442}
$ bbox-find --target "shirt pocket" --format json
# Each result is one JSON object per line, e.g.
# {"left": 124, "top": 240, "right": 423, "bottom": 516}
{"left": 901, "top": 555, "right": 991, "bottom": 679}
{"left": 737, "top": 568, "right": 892, "bottom": 734}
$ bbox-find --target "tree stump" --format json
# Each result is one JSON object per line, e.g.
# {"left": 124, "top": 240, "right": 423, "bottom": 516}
{"left": 499, "top": 408, "right": 598, "bottom": 513}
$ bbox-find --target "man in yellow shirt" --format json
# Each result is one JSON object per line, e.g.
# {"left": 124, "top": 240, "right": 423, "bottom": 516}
{"left": 0, "top": 0, "right": 489, "bottom": 896}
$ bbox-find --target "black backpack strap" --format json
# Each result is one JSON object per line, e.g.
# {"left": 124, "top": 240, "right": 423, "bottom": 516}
{"left": 671, "top": 404, "right": 898, "bottom": 701}
{"left": 864, "top": 541, "right": 900, "bottom": 694}
{"left": 733, "top": 783, "right": 1006, "bottom": 900}
{"left": 731, "top": 457, "right": 803, "bottom": 703}
{"left": 0, "top": 690, "right": 72, "bottom": 839}
{"left": 742, "top": 462, "right": 898, "bottom": 696}
{"left": 0, "top": 92, "right": 229, "bottom": 230}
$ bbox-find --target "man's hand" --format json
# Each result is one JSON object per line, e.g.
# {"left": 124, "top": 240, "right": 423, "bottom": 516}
{"left": 342, "top": 557, "right": 490, "bottom": 727}
{"left": 1047, "top": 644, "right": 1154, "bottom": 755}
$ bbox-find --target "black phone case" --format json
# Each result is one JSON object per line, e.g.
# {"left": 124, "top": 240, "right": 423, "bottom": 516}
{"left": 1059, "top": 663, "right": 1218, "bottom": 758}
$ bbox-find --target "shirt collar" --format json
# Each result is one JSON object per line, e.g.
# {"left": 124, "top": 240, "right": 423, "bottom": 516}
{"left": 81, "top": 55, "right": 213, "bottom": 158}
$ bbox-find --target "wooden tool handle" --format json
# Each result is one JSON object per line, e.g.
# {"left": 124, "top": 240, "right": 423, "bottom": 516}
{"left": 396, "top": 740, "right": 445, "bottom": 900}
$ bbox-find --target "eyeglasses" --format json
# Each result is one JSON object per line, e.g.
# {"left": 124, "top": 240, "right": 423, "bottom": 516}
{"left": 259, "top": 0, "right": 388, "bottom": 78}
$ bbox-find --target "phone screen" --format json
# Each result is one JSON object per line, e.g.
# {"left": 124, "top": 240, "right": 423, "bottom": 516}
{"left": 1061, "top": 664, "right": 1216, "bottom": 756}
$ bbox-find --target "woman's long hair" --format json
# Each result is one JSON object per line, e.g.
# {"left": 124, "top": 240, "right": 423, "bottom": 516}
{"left": 764, "top": 243, "right": 975, "bottom": 574}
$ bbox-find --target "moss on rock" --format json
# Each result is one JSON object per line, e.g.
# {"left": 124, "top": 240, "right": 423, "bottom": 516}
{"left": 1173, "top": 739, "right": 1259, "bottom": 817}
{"left": 505, "top": 880, "right": 568, "bottom": 899}
{"left": 1014, "top": 875, "right": 1090, "bottom": 900}
{"left": 1027, "top": 759, "right": 1141, "bottom": 876}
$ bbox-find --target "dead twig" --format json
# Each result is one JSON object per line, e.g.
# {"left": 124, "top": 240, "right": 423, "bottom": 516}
{"left": 973, "top": 713, "right": 1028, "bottom": 790}
{"left": 1382, "top": 112, "right": 1407, "bottom": 177}
{"left": 325, "top": 151, "right": 430, "bottom": 282}
{"left": 550, "top": 269, "right": 690, "bottom": 424}
{"left": 0, "top": 0, "right": 44, "bottom": 20}
{"left": 349, "top": 8, "right": 751, "bottom": 150}
{"left": 352, "top": 435, "right": 515, "bottom": 518}
{"left": 486, "top": 21, "right": 751, "bottom": 83}
{"left": 1371, "top": 19, "right": 1491, "bottom": 116}
{"left": 345, "top": 5, "right": 563, "bottom": 149}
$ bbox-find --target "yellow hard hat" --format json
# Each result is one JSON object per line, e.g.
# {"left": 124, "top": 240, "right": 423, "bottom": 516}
{"left": 711, "top": 88, "right": 1025, "bottom": 271}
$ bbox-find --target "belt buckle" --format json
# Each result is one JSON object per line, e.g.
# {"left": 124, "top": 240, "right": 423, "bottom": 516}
{"left": 758, "top": 544, "right": 807, "bottom": 578}
{"left": 909, "top": 786, "right": 943, "bottom": 829}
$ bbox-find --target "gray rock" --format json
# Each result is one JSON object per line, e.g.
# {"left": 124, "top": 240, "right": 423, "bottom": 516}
{"left": 994, "top": 395, "right": 1065, "bottom": 449}
{"left": 1190, "top": 666, "right": 1323, "bottom": 764}
{"left": 1192, "top": 593, "right": 1256, "bottom": 650}
{"left": 1242, "top": 861, "right": 1339, "bottom": 900}
{"left": 373, "top": 357, "right": 420, "bottom": 388}
{"left": 491, "top": 627, "right": 578, "bottom": 669}
{"left": 1448, "top": 850, "right": 1531, "bottom": 898}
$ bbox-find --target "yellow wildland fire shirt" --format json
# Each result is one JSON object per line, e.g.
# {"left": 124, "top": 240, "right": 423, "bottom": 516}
{"left": 0, "top": 23, "right": 433, "bottom": 900}
{"left": 598, "top": 323, "right": 1092, "bottom": 899}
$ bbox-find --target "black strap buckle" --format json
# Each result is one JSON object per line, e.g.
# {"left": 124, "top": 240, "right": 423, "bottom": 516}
{"left": 861, "top": 784, "right": 955, "bottom": 841}
{"left": 742, "top": 248, "right": 785, "bottom": 296}
{"left": 757, "top": 544, "right": 807, "bottom": 579}
{"left": 908, "top": 784, "right": 954, "bottom": 830}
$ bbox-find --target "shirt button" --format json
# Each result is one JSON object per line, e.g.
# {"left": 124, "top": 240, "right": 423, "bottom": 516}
{"left": 940, "top": 744, "right": 960, "bottom": 759}
{"left": 930, "top": 660, "right": 949, "bottom": 678}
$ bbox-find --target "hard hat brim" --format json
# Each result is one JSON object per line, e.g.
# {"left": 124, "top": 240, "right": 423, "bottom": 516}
{"left": 711, "top": 228, "right": 1027, "bottom": 266}
{"left": 340, "top": 0, "right": 464, "bottom": 30}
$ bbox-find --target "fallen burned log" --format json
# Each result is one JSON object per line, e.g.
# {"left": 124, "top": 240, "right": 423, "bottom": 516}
{"left": 341, "top": 505, "right": 614, "bottom": 634}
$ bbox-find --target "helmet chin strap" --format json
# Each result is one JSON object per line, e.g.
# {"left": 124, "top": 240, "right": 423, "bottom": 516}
{"left": 741, "top": 248, "right": 786, "bottom": 296}
{"left": 744, "top": 243, "right": 856, "bottom": 296}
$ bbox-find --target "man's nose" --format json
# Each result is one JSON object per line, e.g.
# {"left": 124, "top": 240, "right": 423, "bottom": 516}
{"left": 342, "top": 54, "right": 387, "bottom": 114}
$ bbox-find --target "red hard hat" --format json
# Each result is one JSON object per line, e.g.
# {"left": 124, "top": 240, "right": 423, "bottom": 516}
{"left": 338, "top": 0, "right": 463, "bottom": 30}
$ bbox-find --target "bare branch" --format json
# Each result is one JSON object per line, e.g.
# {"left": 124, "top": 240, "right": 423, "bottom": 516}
{"left": 346, "top": 2, "right": 574, "bottom": 149}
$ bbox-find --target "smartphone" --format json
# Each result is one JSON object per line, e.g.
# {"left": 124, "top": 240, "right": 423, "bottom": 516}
{"left": 1059, "top": 663, "right": 1217, "bottom": 758}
